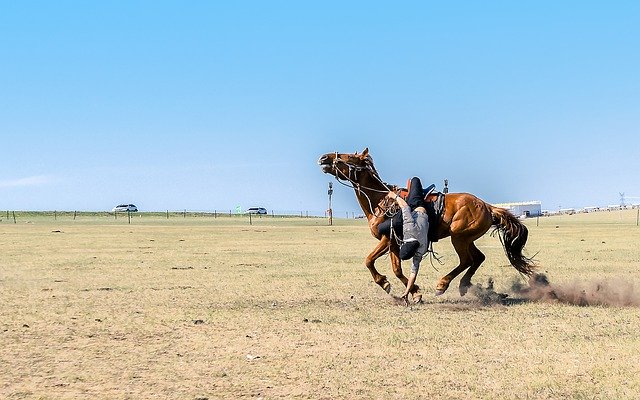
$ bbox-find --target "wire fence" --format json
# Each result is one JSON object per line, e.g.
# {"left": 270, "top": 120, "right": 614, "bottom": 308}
{"left": 0, "top": 209, "right": 367, "bottom": 225}
{"left": 2, "top": 208, "right": 640, "bottom": 227}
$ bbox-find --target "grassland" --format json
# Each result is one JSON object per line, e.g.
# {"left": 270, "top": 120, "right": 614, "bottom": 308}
{"left": 1, "top": 210, "right": 639, "bottom": 399}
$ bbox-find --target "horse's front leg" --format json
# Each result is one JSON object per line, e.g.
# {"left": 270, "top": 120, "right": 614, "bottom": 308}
{"left": 365, "top": 236, "right": 392, "bottom": 293}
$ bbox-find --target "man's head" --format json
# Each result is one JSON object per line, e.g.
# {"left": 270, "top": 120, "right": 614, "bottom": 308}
{"left": 399, "top": 240, "right": 420, "bottom": 260}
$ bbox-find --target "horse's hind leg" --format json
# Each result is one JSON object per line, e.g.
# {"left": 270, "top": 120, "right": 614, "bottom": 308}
{"left": 365, "top": 237, "right": 392, "bottom": 293}
{"left": 459, "top": 242, "right": 486, "bottom": 296}
{"left": 436, "top": 237, "right": 472, "bottom": 295}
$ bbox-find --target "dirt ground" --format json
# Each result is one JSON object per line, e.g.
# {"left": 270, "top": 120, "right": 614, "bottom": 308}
{"left": 2, "top": 211, "right": 640, "bottom": 399}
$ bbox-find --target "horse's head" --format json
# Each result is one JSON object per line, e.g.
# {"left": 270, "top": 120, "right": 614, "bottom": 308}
{"left": 318, "top": 148, "right": 377, "bottom": 182}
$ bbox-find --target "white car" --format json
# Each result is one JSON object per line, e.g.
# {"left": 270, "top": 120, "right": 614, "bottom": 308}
{"left": 245, "top": 207, "right": 267, "bottom": 215}
{"left": 112, "top": 204, "right": 138, "bottom": 212}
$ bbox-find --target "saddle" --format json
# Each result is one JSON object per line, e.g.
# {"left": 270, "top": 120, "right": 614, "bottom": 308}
{"left": 378, "top": 181, "right": 445, "bottom": 243}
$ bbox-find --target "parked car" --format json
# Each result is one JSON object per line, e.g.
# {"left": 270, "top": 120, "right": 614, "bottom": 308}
{"left": 112, "top": 204, "right": 138, "bottom": 212}
{"left": 245, "top": 207, "right": 267, "bottom": 215}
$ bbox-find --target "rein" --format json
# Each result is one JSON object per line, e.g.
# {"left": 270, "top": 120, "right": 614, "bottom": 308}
{"left": 330, "top": 154, "right": 396, "bottom": 216}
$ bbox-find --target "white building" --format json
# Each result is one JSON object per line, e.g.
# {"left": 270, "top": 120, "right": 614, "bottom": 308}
{"left": 493, "top": 201, "right": 542, "bottom": 218}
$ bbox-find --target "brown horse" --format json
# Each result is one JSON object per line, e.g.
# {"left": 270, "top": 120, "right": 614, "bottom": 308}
{"left": 318, "top": 148, "right": 535, "bottom": 301}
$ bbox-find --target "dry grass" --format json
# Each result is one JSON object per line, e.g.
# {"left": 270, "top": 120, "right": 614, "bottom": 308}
{"left": 1, "top": 211, "right": 640, "bottom": 399}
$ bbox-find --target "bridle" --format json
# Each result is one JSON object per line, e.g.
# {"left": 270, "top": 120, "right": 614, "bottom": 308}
{"left": 329, "top": 152, "right": 397, "bottom": 216}
{"left": 329, "top": 152, "right": 405, "bottom": 253}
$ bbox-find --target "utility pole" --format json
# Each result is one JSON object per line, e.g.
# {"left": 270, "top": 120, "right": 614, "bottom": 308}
{"left": 327, "top": 182, "right": 333, "bottom": 226}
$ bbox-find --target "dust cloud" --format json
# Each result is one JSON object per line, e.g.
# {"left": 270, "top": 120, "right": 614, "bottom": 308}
{"left": 510, "top": 273, "right": 640, "bottom": 307}
{"left": 468, "top": 273, "right": 640, "bottom": 307}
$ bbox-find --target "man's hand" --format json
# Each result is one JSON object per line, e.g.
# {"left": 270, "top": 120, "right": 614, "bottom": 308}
{"left": 387, "top": 191, "right": 409, "bottom": 208}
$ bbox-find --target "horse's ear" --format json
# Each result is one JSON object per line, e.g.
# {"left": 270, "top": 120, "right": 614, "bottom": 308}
{"left": 361, "top": 148, "right": 369, "bottom": 158}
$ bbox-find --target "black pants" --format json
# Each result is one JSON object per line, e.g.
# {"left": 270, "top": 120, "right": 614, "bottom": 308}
{"left": 407, "top": 177, "right": 426, "bottom": 210}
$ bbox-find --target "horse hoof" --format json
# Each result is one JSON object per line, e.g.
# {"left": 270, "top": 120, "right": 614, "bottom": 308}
{"left": 382, "top": 281, "right": 391, "bottom": 294}
{"left": 459, "top": 285, "right": 471, "bottom": 297}
{"left": 435, "top": 283, "right": 449, "bottom": 296}
{"left": 412, "top": 293, "right": 423, "bottom": 303}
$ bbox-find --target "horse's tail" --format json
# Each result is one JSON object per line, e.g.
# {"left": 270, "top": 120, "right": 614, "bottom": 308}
{"left": 490, "top": 206, "right": 536, "bottom": 276}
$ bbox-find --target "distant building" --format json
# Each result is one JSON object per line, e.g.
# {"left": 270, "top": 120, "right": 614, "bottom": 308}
{"left": 493, "top": 201, "right": 542, "bottom": 218}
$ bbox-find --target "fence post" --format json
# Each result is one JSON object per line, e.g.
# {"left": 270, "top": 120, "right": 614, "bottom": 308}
{"left": 54, "top": 211, "right": 57, "bottom": 220}
{"left": 74, "top": 211, "right": 77, "bottom": 220}
{"left": 13, "top": 211, "right": 16, "bottom": 224}
{"left": 166, "top": 210, "right": 169, "bottom": 219}
{"left": 249, "top": 212, "right": 252, "bottom": 225}
{"left": 128, "top": 210, "right": 131, "bottom": 224}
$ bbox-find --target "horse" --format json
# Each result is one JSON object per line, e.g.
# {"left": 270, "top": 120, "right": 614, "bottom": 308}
{"left": 318, "top": 148, "right": 535, "bottom": 302}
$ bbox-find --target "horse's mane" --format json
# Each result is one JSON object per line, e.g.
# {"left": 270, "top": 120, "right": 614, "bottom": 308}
{"left": 365, "top": 155, "right": 397, "bottom": 191}
{"left": 364, "top": 155, "right": 380, "bottom": 177}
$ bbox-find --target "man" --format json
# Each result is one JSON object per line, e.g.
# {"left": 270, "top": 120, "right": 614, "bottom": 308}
{"left": 387, "top": 177, "right": 430, "bottom": 304}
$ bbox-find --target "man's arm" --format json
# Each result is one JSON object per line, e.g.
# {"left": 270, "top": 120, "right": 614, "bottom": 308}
{"left": 401, "top": 256, "right": 421, "bottom": 300}
{"left": 402, "top": 272, "right": 417, "bottom": 301}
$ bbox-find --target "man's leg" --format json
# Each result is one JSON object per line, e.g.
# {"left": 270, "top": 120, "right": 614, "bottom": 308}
{"left": 407, "top": 177, "right": 425, "bottom": 210}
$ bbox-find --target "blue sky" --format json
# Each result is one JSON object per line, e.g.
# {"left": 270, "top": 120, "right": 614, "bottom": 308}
{"left": 1, "top": 1, "right": 639, "bottom": 213}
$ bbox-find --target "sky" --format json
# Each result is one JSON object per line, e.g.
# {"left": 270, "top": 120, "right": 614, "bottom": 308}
{"left": 1, "top": 1, "right": 639, "bottom": 214}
